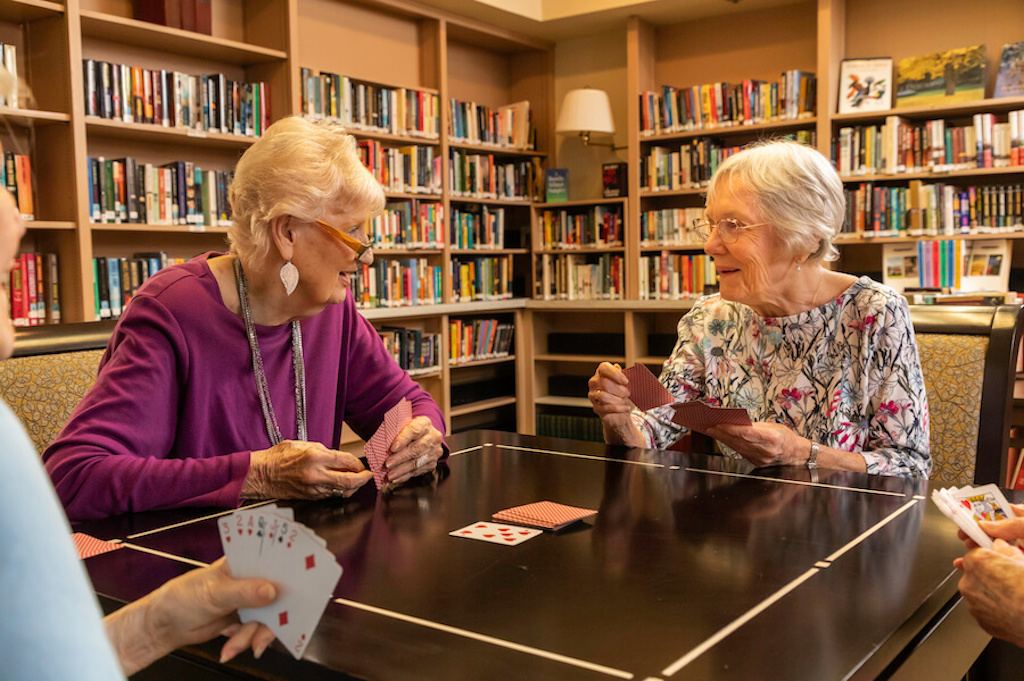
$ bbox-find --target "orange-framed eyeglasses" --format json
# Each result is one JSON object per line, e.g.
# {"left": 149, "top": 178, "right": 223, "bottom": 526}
{"left": 315, "top": 219, "right": 373, "bottom": 259}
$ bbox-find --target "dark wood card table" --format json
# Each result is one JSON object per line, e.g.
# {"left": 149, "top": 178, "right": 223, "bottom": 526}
{"left": 76, "top": 431, "right": 990, "bottom": 681}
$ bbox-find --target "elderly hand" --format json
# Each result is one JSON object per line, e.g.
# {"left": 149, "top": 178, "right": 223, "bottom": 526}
{"left": 954, "top": 539, "right": 1024, "bottom": 648}
{"left": 588, "top": 362, "right": 633, "bottom": 418}
{"left": 704, "top": 421, "right": 804, "bottom": 467}
{"left": 957, "top": 504, "right": 1024, "bottom": 549}
{"left": 243, "top": 440, "right": 373, "bottom": 500}
{"left": 588, "top": 362, "right": 647, "bottom": 447}
{"left": 105, "top": 557, "right": 278, "bottom": 676}
{"left": 384, "top": 416, "right": 443, "bottom": 487}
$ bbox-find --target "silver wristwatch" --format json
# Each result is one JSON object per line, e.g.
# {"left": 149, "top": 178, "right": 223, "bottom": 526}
{"left": 807, "top": 442, "right": 819, "bottom": 470}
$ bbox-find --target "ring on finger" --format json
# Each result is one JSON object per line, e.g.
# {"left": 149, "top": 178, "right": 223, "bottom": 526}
{"left": 416, "top": 453, "right": 430, "bottom": 468}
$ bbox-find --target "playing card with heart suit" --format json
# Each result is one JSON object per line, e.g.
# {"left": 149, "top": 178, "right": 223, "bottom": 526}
{"left": 450, "top": 521, "right": 542, "bottom": 546}
{"left": 621, "top": 364, "right": 674, "bottom": 412}
{"left": 364, "top": 398, "right": 412, "bottom": 491}
{"left": 219, "top": 504, "right": 343, "bottom": 660}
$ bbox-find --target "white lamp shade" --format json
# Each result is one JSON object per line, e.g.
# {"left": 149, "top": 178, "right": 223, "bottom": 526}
{"left": 556, "top": 88, "right": 615, "bottom": 135}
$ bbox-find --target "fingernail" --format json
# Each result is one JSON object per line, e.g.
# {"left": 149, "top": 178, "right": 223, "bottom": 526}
{"left": 220, "top": 648, "right": 235, "bottom": 664}
{"left": 258, "top": 583, "right": 276, "bottom": 601}
{"left": 253, "top": 644, "right": 265, "bottom": 660}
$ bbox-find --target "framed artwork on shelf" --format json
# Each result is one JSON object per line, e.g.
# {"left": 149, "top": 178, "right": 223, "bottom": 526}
{"left": 837, "top": 58, "right": 892, "bottom": 114}
{"left": 896, "top": 45, "right": 986, "bottom": 108}
{"left": 995, "top": 42, "right": 1024, "bottom": 99}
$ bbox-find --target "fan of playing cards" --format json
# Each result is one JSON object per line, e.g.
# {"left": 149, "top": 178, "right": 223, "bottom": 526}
{"left": 622, "top": 364, "right": 751, "bottom": 432}
{"left": 931, "top": 483, "right": 1016, "bottom": 549}
{"left": 219, "top": 504, "right": 342, "bottom": 660}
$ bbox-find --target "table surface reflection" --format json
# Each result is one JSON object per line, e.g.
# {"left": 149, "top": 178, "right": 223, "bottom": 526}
{"left": 79, "top": 431, "right": 978, "bottom": 681}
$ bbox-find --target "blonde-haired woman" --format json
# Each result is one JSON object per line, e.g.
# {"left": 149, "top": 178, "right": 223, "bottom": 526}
{"left": 45, "top": 117, "right": 446, "bottom": 520}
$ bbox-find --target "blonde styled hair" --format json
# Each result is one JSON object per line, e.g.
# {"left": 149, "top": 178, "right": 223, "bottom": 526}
{"left": 228, "top": 116, "right": 385, "bottom": 268}
{"left": 705, "top": 139, "right": 844, "bottom": 262}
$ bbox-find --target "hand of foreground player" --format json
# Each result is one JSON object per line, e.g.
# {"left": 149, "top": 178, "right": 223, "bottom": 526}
{"left": 105, "top": 557, "right": 278, "bottom": 675}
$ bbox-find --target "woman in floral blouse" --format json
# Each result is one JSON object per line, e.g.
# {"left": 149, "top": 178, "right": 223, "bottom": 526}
{"left": 588, "top": 140, "right": 930, "bottom": 478}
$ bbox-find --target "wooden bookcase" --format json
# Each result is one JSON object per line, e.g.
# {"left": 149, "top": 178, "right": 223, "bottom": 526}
{"left": 7, "top": 0, "right": 552, "bottom": 439}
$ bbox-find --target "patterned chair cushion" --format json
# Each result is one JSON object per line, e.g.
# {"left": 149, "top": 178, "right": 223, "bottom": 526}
{"left": 916, "top": 334, "right": 987, "bottom": 486}
{"left": 0, "top": 349, "right": 104, "bottom": 454}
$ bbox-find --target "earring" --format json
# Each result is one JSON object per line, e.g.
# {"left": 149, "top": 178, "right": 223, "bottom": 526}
{"left": 795, "top": 259, "right": 802, "bottom": 272}
{"left": 280, "top": 260, "right": 299, "bottom": 295}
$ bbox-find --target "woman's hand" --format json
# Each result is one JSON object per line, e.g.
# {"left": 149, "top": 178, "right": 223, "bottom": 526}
{"left": 105, "top": 557, "right": 278, "bottom": 676}
{"left": 385, "top": 416, "right": 444, "bottom": 487}
{"left": 704, "top": 421, "right": 805, "bottom": 467}
{"left": 954, "top": 539, "right": 1024, "bottom": 648}
{"left": 958, "top": 504, "right": 1024, "bottom": 549}
{"left": 588, "top": 362, "right": 644, "bottom": 447}
{"left": 588, "top": 362, "right": 633, "bottom": 418}
{"left": 243, "top": 440, "right": 373, "bottom": 499}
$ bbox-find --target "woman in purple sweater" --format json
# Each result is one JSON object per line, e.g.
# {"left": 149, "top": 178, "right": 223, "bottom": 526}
{"left": 44, "top": 117, "right": 446, "bottom": 521}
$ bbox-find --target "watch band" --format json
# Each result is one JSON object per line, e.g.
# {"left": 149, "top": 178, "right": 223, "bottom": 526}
{"left": 807, "top": 442, "right": 819, "bottom": 470}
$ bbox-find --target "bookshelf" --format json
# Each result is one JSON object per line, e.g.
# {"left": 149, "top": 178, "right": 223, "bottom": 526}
{"left": 5, "top": 0, "right": 555, "bottom": 438}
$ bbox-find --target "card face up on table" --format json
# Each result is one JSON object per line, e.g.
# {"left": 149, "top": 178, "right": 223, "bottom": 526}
{"left": 219, "top": 504, "right": 342, "bottom": 659}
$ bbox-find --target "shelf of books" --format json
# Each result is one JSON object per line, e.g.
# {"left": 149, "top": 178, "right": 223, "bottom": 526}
{"left": 626, "top": 5, "right": 819, "bottom": 302}
{"left": 827, "top": 0, "right": 1024, "bottom": 289}
{"left": 0, "top": 0, "right": 558, "bottom": 438}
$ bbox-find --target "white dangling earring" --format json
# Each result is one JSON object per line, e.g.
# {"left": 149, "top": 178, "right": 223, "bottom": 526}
{"left": 795, "top": 259, "right": 802, "bottom": 272}
{"left": 280, "top": 260, "right": 299, "bottom": 295}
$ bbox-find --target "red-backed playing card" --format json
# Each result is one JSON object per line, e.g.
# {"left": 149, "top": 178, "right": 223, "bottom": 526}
{"left": 72, "top": 532, "right": 122, "bottom": 560}
{"left": 671, "top": 401, "right": 751, "bottom": 434}
{"left": 492, "top": 501, "right": 597, "bottom": 531}
{"left": 364, "top": 398, "right": 412, "bottom": 491}
{"left": 621, "top": 364, "right": 674, "bottom": 412}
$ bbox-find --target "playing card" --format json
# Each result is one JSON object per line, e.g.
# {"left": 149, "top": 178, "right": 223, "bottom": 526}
{"left": 931, "top": 487, "right": 994, "bottom": 549}
{"left": 219, "top": 506, "right": 343, "bottom": 660}
{"left": 72, "top": 532, "right": 122, "bottom": 560}
{"left": 492, "top": 500, "right": 597, "bottom": 531}
{"left": 671, "top": 400, "right": 751, "bottom": 434}
{"left": 450, "top": 521, "right": 542, "bottom": 546}
{"left": 364, "top": 398, "right": 413, "bottom": 491}
{"left": 621, "top": 364, "right": 674, "bottom": 412}
{"left": 950, "top": 483, "right": 1015, "bottom": 522}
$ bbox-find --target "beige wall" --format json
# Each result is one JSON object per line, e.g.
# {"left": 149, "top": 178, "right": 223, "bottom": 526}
{"left": 553, "top": 28, "right": 628, "bottom": 201}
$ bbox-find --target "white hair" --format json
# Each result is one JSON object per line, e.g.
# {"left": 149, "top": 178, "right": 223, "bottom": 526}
{"left": 705, "top": 139, "right": 844, "bottom": 262}
{"left": 228, "top": 116, "right": 385, "bottom": 269}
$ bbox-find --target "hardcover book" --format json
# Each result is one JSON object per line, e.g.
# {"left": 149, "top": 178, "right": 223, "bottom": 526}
{"left": 837, "top": 58, "right": 892, "bottom": 114}
{"left": 602, "top": 162, "right": 627, "bottom": 198}
{"left": 896, "top": 45, "right": 986, "bottom": 108}
{"left": 545, "top": 168, "right": 568, "bottom": 203}
{"left": 995, "top": 42, "right": 1024, "bottom": 98}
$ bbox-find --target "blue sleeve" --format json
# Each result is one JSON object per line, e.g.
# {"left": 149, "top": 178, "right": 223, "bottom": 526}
{"left": 0, "top": 401, "right": 126, "bottom": 681}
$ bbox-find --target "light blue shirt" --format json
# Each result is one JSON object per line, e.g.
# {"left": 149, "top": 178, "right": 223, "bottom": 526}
{"left": 0, "top": 399, "right": 125, "bottom": 680}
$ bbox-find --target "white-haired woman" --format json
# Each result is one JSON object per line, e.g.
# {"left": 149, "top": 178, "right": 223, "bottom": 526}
{"left": 44, "top": 117, "right": 446, "bottom": 520}
{"left": 589, "top": 140, "right": 930, "bottom": 478}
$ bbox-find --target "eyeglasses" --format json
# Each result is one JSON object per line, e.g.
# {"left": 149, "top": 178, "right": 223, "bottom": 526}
{"left": 314, "top": 219, "right": 374, "bottom": 259}
{"left": 691, "top": 217, "right": 765, "bottom": 244}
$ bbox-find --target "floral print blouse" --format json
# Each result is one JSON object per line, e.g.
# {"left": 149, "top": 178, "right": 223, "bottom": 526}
{"left": 634, "top": 276, "right": 931, "bottom": 478}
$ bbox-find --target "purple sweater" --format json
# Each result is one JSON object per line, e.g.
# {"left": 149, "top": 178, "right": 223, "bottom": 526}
{"left": 43, "top": 254, "right": 446, "bottom": 520}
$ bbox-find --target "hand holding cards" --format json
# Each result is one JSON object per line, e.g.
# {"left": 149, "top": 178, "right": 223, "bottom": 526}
{"left": 621, "top": 363, "right": 751, "bottom": 433}
{"left": 931, "top": 484, "right": 1016, "bottom": 549}
{"left": 219, "top": 504, "right": 342, "bottom": 659}
{"left": 364, "top": 398, "right": 412, "bottom": 492}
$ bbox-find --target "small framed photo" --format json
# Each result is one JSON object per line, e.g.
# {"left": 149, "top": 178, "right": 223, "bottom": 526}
{"left": 838, "top": 58, "right": 893, "bottom": 114}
